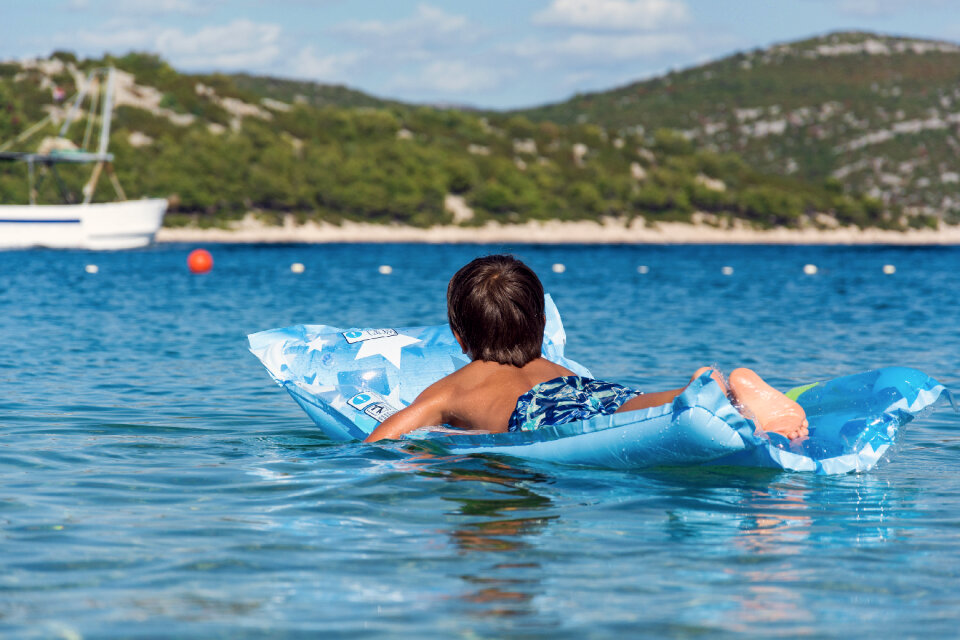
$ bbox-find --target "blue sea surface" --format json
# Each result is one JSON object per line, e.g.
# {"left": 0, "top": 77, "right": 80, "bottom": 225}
{"left": 1, "top": 243, "right": 958, "bottom": 638}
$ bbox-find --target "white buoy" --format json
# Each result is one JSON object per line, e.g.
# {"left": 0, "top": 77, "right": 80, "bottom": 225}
{"left": 552, "top": 263, "right": 566, "bottom": 273}
{"left": 378, "top": 265, "right": 393, "bottom": 275}
{"left": 883, "top": 264, "right": 896, "bottom": 275}
{"left": 803, "top": 264, "right": 818, "bottom": 275}
{"left": 85, "top": 264, "right": 99, "bottom": 274}
{"left": 637, "top": 265, "right": 650, "bottom": 274}
{"left": 721, "top": 266, "right": 734, "bottom": 276}
{"left": 290, "top": 262, "right": 305, "bottom": 274}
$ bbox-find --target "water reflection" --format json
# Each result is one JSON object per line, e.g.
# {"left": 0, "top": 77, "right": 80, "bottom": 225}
{"left": 648, "top": 468, "right": 911, "bottom": 632}
{"left": 405, "top": 451, "right": 557, "bottom": 620}
{"left": 724, "top": 479, "right": 816, "bottom": 631}
{"left": 735, "top": 487, "right": 812, "bottom": 556}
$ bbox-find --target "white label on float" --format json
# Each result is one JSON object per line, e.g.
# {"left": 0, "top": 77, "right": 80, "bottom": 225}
{"left": 342, "top": 328, "right": 398, "bottom": 344}
{"left": 348, "top": 391, "right": 399, "bottom": 422}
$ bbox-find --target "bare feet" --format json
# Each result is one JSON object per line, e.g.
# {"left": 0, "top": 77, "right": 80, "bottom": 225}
{"left": 727, "top": 368, "right": 809, "bottom": 440}
{"left": 692, "top": 366, "right": 728, "bottom": 392}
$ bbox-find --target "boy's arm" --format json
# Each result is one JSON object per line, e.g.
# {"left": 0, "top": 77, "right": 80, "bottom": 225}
{"left": 364, "top": 384, "right": 450, "bottom": 442}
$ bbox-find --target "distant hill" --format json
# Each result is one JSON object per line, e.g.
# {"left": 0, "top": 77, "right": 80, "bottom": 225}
{"left": 0, "top": 48, "right": 907, "bottom": 230}
{"left": 228, "top": 73, "right": 398, "bottom": 110}
{"left": 517, "top": 32, "right": 960, "bottom": 221}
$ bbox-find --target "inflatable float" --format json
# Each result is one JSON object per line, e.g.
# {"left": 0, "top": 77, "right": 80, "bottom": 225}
{"left": 248, "top": 296, "right": 947, "bottom": 474}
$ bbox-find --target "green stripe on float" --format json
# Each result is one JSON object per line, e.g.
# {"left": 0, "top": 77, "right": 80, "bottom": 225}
{"left": 785, "top": 382, "right": 820, "bottom": 402}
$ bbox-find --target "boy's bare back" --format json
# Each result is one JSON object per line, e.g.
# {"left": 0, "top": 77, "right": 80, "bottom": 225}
{"left": 366, "top": 357, "right": 573, "bottom": 441}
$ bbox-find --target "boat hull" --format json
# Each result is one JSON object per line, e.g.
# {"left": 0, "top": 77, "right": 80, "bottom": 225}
{"left": 0, "top": 199, "right": 167, "bottom": 250}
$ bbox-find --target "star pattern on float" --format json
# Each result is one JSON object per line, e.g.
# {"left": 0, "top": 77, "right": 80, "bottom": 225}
{"left": 305, "top": 333, "right": 328, "bottom": 354}
{"left": 354, "top": 332, "right": 421, "bottom": 368}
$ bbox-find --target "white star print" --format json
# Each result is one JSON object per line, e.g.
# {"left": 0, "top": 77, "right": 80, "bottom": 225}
{"left": 354, "top": 333, "right": 421, "bottom": 368}
{"left": 305, "top": 333, "right": 329, "bottom": 354}
{"left": 329, "top": 393, "right": 349, "bottom": 412}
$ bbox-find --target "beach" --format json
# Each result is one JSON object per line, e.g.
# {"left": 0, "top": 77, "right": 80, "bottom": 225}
{"left": 156, "top": 213, "right": 960, "bottom": 245}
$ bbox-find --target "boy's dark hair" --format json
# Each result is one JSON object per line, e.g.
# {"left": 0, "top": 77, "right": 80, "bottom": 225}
{"left": 447, "top": 255, "right": 545, "bottom": 367}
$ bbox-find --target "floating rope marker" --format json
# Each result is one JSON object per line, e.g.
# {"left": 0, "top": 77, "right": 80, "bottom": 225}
{"left": 721, "top": 266, "right": 734, "bottom": 276}
{"left": 804, "top": 264, "right": 818, "bottom": 275}
{"left": 290, "top": 263, "right": 305, "bottom": 274}
{"left": 883, "top": 264, "right": 896, "bottom": 275}
{"left": 378, "top": 265, "right": 393, "bottom": 275}
{"left": 85, "top": 264, "right": 99, "bottom": 274}
{"left": 552, "top": 263, "right": 566, "bottom": 273}
{"left": 637, "top": 265, "right": 650, "bottom": 274}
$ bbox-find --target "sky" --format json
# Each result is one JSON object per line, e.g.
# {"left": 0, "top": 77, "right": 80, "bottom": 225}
{"left": 2, "top": 0, "right": 958, "bottom": 109}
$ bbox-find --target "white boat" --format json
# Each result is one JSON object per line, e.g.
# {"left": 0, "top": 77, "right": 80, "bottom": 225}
{"left": 0, "top": 67, "right": 167, "bottom": 250}
{"left": 0, "top": 199, "right": 167, "bottom": 250}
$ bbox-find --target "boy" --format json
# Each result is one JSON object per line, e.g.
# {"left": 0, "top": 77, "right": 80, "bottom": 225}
{"left": 365, "top": 255, "right": 808, "bottom": 442}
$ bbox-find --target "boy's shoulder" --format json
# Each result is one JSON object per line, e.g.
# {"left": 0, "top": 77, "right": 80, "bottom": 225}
{"left": 424, "top": 360, "right": 503, "bottom": 397}
{"left": 411, "top": 361, "right": 493, "bottom": 420}
{"left": 438, "top": 359, "right": 489, "bottom": 387}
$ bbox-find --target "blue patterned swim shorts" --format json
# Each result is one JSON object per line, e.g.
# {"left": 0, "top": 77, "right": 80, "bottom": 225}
{"left": 508, "top": 376, "right": 641, "bottom": 432}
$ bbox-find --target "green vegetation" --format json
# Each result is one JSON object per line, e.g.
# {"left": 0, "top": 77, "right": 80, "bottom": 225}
{"left": 230, "top": 74, "right": 399, "bottom": 110}
{"left": 516, "top": 31, "right": 960, "bottom": 220}
{"left": 0, "top": 46, "right": 920, "bottom": 230}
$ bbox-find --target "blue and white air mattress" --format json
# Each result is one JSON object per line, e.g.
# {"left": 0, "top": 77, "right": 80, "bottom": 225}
{"left": 248, "top": 296, "right": 946, "bottom": 474}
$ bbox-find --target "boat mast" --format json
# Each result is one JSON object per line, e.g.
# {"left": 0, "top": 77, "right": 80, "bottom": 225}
{"left": 98, "top": 68, "right": 115, "bottom": 158}
{"left": 82, "top": 67, "right": 115, "bottom": 204}
{"left": 58, "top": 71, "right": 92, "bottom": 139}
{"left": 81, "top": 75, "right": 100, "bottom": 151}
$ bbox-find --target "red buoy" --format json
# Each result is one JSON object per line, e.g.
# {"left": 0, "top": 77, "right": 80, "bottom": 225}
{"left": 187, "top": 249, "right": 213, "bottom": 274}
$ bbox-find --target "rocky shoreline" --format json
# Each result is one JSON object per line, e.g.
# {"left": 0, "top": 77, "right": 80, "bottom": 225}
{"left": 156, "top": 215, "right": 960, "bottom": 245}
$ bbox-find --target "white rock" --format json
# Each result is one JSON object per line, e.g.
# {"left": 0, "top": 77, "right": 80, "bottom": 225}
{"left": 513, "top": 138, "right": 537, "bottom": 155}
{"left": 695, "top": 174, "right": 726, "bottom": 192}
{"left": 572, "top": 143, "right": 588, "bottom": 167}
{"left": 127, "top": 131, "right": 153, "bottom": 147}
{"left": 37, "top": 136, "right": 77, "bottom": 154}
{"left": 444, "top": 194, "right": 474, "bottom": 224}
{"left": 261, "top": 97, "right": 292, "bottom": 112}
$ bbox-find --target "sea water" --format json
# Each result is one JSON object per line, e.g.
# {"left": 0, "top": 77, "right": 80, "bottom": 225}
{"left": 1, "top": 243, "right": 958, "bottom": 638}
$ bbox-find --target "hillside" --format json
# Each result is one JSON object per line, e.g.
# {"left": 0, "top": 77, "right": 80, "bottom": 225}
{"left": 0, "top": 49, "right": 901, "bottom": 231}
{"left": 518, "top": 32, "right": 960, "bottom": 221}
{"left": 228, "top": 73, "right": 398, "bottom": 111}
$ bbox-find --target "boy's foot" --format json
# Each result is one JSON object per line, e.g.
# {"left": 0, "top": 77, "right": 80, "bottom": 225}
{"left": 728, "top": 368, "right": 809, "bottom": 440}
{"left": 692, "top": 366, "right": 728, "bottom": 393}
